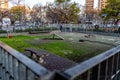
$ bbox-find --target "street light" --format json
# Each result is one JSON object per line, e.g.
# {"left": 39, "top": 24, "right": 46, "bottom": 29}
{"left": 101, "top": 13, "right": 107, "bottom": 33}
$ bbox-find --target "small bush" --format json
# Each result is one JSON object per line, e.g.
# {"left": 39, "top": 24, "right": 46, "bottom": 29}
{"left": 0, "top": 30, "right": 7, "bottom": 33}
{"left": 14, "top": 26, "right": 59, "bottom": 32}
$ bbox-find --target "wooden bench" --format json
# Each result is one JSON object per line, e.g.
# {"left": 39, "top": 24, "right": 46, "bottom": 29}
{"left": 24, "top": 48, "right": 76, "bottom": 71}
{"left": 25, "top": 48, "right": 48, "bottom": 62}
{"left": 25, "top": 48, "right": 47, "bottom": 56}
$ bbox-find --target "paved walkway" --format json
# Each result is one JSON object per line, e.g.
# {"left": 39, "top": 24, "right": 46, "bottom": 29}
{"left": 0, "top": 32, "right": 29, "bottom": 37}
{"left": 0, "top": 31, "right": 120, "bottom": 46}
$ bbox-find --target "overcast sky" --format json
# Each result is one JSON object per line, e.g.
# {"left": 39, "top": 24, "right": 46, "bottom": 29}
{"left": 9, "top": 0, "right": 98, "bottom": 9}
{"left": 24, "top": 0, "right": 86, "bottom": 8}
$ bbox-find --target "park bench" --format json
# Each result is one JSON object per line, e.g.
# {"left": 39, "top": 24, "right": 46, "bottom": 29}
{"left": 25, "top": 48, "right": 76, "bottom": 71}
{"left": 25, "top": 48, "right": 48, "bottom": 62}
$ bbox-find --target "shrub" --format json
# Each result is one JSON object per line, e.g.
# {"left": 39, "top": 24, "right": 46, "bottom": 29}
{"left": 14, "top": 26, "right": 59, "bottom": 32}
{"left": 0, "top": 30, "right": 7, "bottom": 33}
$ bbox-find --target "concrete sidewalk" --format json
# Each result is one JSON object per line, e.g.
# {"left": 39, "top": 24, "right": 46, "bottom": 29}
{"left": 0, "top": 32, "right": 28, "bottom": 37}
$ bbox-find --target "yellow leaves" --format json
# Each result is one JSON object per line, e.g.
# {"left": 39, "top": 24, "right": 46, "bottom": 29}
{"left": 11, "top": 5, "right": 25, "bottom": 13}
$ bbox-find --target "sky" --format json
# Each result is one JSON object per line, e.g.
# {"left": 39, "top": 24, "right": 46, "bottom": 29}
{"left": 9, "top": 0, "right": 98, "bottom": 9}
{"left": 25, "top": 0, "right": 86, "bottom": 8}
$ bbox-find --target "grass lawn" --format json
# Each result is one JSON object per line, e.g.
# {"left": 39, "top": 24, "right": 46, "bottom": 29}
{"left": 0, "top": 34, "right": 114, "bottom": 63}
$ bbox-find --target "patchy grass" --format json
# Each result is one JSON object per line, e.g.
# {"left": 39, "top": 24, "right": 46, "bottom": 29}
{"left": 0, "top": 35, "right": 46, "bottom": 52}
{"left": 0, "top": 35, "right": 113, "bottom": 63}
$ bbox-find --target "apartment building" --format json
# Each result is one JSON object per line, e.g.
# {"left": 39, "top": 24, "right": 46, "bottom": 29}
{"left": 98, "top": 0, "right": 107, "bottom": 11}
{"left": 0, "top": 0, "right": 8, "bottom": 9}
{"left": 86, "top": 0, "right": 94, "bottom": 11}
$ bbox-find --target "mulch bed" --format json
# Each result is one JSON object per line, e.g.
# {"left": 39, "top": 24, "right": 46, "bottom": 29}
{"left": 40, "top": 50, "right": 77, "bottom": 71}
{"left": 43, "top": 38, "right": 63, "bottom": 40}
{"left": 29, "top": 31, "right": 50, "bottom": 34}
{"left": 24, "top": 49, "right": 77, "bottom": 71}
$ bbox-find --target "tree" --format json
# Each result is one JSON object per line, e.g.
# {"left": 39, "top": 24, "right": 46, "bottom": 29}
{"left": 101, "top": 0, "right": 120, "bottom": 20}
{"left": 30, "top": 4, "right": 45, "bottom": 24}
{"left": 0, "top": 9, "right": 11, "bottom": 22}
{"left": 10, "top": 5, "right": 26, "bottom": 22}
{"left": 46, "top": 0, "right": 80, "bottom": 23}
{"left": 55, "top": 0, "right": 71, "bottom": 3}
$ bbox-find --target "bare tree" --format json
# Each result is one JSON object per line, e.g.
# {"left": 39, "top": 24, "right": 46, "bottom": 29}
{"left": 30, "top": 3, "right": 46, "bottom": 26}
{"left": 0, "top": 9, "right": 12, "bottom": 22}
{"left": 45, "top": 0, "right": 80, "bottom": 24}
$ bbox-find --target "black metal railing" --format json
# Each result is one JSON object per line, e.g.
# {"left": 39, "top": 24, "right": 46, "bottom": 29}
{"left": 60, "top": 45, "right": 120, "bottom": 80}
{"left": 0, "top": 42, "right": 120, "bottom": 80}
{"left": 0, "top": 42, "right": 50, "bottom": 80}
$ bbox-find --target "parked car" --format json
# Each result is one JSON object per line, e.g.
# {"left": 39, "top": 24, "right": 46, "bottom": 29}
{"left": 107, "top": 23, "right": 115, "bottom": 27}
{"left": 2, "top": 18, "right": 11, "bottom": 26}
{"left": 85, "top": 21, "right": 100, "bottom": 28}
{"left": 117, "top": 21, "right": 120, "bottom": 27}
{"left": 14, "top": 21, "right": 20, "bottom": 26}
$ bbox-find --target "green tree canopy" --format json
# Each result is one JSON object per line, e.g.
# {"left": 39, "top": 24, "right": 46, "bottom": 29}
{"left": 101, "top": 0, "right": 120, "bottom": 20}
{"left": 10, "top": 5, "right": 25, "bottom": 22}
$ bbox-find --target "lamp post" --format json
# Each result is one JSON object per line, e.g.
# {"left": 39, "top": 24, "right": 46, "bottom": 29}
{"left": 6, "top": 23, "right": 9, "bottom": 37}
{"left": 101, "top": 14, "right": 107, "bottom": 33}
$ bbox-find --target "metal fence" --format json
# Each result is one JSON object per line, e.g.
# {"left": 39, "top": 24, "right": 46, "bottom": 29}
{"left": 0, "top": 42, "right": 120, "bottom": 80}
{"left": 0, "top": 42, "right": 50, "bottom": 80}
{"left": 63, "top": 45, "right": 120, "bottom": 80}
